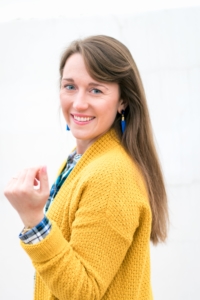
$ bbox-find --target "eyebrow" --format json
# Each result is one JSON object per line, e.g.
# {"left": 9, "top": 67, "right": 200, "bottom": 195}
{"left": 62, "top": 78, "right": 108, "bottom": 89}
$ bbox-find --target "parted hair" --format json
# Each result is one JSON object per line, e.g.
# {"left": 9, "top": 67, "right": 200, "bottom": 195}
{"left": 59, "top": 35, "right": 168, "bottom": 244}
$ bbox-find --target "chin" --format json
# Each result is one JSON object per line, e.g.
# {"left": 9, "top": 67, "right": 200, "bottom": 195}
{"left": 72, "top": 130, "right": 92, "bottom": 140}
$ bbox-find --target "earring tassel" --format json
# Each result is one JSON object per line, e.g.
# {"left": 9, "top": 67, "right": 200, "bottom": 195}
{"left": 121, "top": 111, "right": 126, "bottom": 134}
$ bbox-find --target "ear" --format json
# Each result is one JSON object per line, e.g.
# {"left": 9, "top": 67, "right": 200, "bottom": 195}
{"left": 117, "top": 100, "right": 127, "bottom": 114}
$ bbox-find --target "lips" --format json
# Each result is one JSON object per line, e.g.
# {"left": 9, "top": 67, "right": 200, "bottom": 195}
{"left": 71, "top": 114, "right": 95, "bottom": 124}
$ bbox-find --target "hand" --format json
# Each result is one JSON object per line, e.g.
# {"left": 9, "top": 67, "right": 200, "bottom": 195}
{"left": 4, "top": 166, "right": 49, "bottom": 228}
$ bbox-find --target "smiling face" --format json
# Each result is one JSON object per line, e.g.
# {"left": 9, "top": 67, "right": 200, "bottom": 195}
{"left": 60, "top": 53, "right": 125, "bottom": 154}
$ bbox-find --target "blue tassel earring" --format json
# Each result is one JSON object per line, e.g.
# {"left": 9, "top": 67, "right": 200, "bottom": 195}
{"left": 66, "top": 124, "right": 70, "bottom": 131}
{"left": 121, "top": 110, "right": 126, "bottom": 134}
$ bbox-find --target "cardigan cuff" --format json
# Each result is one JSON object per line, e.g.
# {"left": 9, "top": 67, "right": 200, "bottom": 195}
{"left": 20, "top": 220, "right": 68, "bottom": 263}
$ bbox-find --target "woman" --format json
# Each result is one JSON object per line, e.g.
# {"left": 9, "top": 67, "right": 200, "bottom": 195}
{"left": 4, "top": 35, "right": 168, "bottom": 300}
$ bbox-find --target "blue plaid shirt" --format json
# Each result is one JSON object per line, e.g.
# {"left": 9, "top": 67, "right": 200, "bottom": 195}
{"left": 19, "top": 151, "right": 82, "bottom": 244}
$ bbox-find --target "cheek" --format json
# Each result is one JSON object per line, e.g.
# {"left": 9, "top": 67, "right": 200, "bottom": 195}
{"left": 105, "top": 100, "right": 120, "bottom": 119}
{"left": 60, "top": 93, "right": 69, "bottom": 110}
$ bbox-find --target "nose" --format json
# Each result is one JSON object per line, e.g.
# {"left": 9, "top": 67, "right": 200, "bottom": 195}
{"left": 72, "top": 91, "right": 89, "bottom": 111}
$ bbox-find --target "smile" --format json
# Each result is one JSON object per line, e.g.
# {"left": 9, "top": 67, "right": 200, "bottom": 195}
{"left": 72, "top": 114, "right": 95, "bottom": 124}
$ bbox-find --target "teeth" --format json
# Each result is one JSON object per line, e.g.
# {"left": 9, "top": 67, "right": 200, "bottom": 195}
{"left": 74, "top": 116, "right": 93, "bottom": 122}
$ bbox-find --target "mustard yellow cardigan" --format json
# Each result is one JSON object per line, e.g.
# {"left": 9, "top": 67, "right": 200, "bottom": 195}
{"left": 21, "top": 129, "right": 153, "bottom": 300}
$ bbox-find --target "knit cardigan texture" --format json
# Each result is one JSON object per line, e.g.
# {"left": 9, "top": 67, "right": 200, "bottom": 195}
{"left": 21, "top": 129, "right": 153, "bottom": 300}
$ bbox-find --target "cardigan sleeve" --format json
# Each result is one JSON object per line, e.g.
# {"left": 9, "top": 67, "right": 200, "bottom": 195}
{"left": 20, "top": 158, "right": 150, "bottom": 300}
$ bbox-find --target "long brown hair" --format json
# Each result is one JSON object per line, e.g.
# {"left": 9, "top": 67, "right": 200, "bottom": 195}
{"left": 59, "top": 35, "right": 168, "bottom": 244}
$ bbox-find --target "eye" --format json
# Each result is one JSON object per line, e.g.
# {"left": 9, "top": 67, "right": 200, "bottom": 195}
{"left": 91, "top": 88, "right": 102, "bottom": 94}
{"left": 65, "top": 84, "right": 75, "bottom": 90}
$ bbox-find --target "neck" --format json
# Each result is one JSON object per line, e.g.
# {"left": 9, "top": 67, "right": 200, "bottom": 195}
{"left": 75, "top": 132, "right": 108, "bottom": 154}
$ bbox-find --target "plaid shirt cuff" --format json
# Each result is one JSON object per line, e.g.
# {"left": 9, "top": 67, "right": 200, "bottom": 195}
{"left": 19, "top": 216, "right": 52, "bottom": 245}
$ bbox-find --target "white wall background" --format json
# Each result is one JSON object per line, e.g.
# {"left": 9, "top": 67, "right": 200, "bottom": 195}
{"left": 0, "top": 3, "right": 200, "bottom": 300}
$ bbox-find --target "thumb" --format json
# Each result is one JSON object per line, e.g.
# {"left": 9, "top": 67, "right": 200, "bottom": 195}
{"left": 38, "top": 166, "right": 49, "bottom": 194}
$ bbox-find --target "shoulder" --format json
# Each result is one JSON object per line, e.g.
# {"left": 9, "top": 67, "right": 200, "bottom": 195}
{"left": 84, "top": 142, "right": 148, "bottom": 202}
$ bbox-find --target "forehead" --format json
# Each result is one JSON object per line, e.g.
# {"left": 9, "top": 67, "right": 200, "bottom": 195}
{"left": 63, "top": 53, "right": 88, "bottom": 75}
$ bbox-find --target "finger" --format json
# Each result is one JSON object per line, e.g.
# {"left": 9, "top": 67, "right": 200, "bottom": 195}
{"left": 22, "top": 167, "right": 41, "bottom": 190}
{"left": 15, "top": 169, "right": 29, "bottom": 186}
{"left": 4, "top": 170, "right": 24, "bottom": 199}
{"left": 6, "top": 170, "right": 26, "bottom": 191}
{"left": 38, "top": 166, "right": 49, "bottom": 195}
{"left": 4, "top": 179, "right": 14, "bottom": 198}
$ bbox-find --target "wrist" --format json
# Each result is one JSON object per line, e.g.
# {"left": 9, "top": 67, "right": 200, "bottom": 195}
{"left": 21, "top": 213, "right": 45, "bottom": 228}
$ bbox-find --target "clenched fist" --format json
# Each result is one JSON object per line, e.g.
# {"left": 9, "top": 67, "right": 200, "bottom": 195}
{"left": 4, "top": 166, "right": 49, "bottom": 228}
